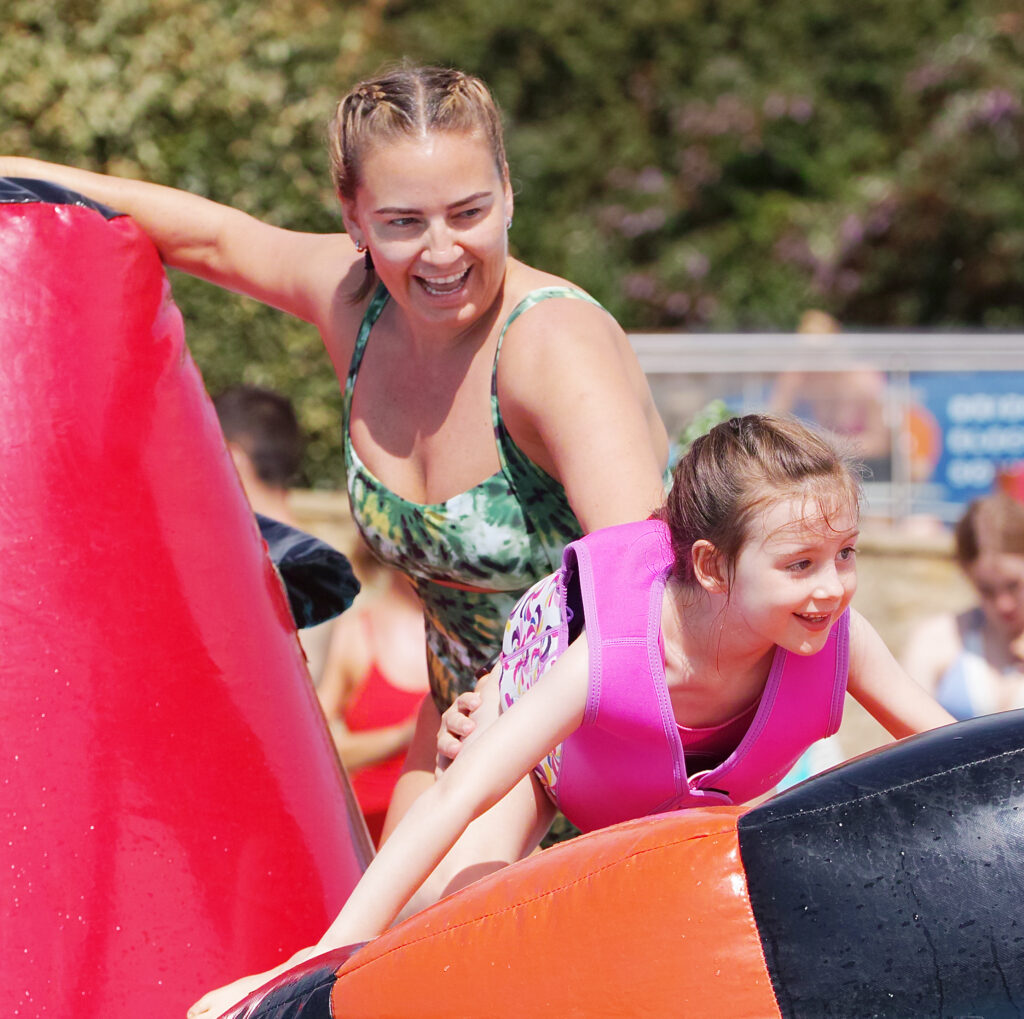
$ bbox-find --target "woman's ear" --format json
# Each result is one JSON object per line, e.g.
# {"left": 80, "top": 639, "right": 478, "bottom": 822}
{"left": 691, "top": 540, "right": 728, "bottom": 594}
{"left": 339, "top": 198, "right": 362, "bottom": 247}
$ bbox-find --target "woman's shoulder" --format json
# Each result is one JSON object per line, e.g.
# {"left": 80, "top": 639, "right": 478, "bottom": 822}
{"left": 497, "top": 262, "right": 626, "bottom": 364}
{"left": 903, "top": 609, "right": 963, "bottom": 648}
{"left": 312, "top": 253, "right": 387, "bottom": 360}
{"left": 502, "top": 261, "right": 602, "bottom": 310}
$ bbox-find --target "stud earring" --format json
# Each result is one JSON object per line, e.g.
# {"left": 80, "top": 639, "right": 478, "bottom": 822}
{"left": 354, "top": 239, "right": 366, "bottom": 254}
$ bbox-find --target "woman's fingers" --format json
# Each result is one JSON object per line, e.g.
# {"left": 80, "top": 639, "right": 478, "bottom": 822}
{"left": 437, "top": 692, "right": 481, "bottom": 761}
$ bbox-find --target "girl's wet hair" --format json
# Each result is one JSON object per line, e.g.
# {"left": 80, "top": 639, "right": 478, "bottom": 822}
{"left": 655, "top": 414, "right": 863, "bottom": 586}
{"left": 328, "top": 64, "right": 507, "bottom": 302}
{"left": 954, "top": 492, "right": 1024, "bottom": 567}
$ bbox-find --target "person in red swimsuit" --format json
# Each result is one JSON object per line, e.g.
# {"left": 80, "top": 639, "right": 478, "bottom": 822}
{"left": 317, "top": 549, "right": 430, "bottom": 845}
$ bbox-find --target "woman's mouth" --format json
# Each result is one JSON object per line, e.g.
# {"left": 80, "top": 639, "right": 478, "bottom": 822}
{"left": 417, "top": 268, "right": 470, "bottom": 297}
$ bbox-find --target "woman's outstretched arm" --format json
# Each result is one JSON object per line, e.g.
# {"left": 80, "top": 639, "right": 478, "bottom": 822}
{"left": 0, "top": 156, "right": 358, "bottom": 326}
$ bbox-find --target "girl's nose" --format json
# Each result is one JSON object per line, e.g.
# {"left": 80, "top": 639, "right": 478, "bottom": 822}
{"left": 813, "top": 566, "right": 845, "bottom": 602}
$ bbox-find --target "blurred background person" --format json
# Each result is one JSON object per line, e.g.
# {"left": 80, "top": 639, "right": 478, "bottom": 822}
{"left": 316, "top": 544, "right": 430, "bottom": 846}
{"left": 769, "top": 310, "right": 892, "bottom": 481}
{"left": 214, "top": 383, "right": 335, "bottom": 684}
{"left": 902, "top": 492, "right": 1024, "bottom": 719}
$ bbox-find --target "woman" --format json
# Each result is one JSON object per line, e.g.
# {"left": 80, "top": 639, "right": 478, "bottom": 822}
{"left": 1, "top": 65, "right": 668, "bottom": 837}
{"left": 317, "top": 554, "right": 430, "bottom": 846}
{"left": 902, "top": 492, "right": 1024, "bottom": 718}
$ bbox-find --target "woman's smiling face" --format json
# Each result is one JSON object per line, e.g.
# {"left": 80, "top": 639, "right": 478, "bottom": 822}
{"left": 344, "top": 130, "right": 513, "bottom": 337}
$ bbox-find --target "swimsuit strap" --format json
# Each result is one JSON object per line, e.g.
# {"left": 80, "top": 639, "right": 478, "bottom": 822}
{"left": 342, "top": 283, "right": 391, "bottom": 448}
{"left": 490, "top": 286, "right": 604, "bottom": 475}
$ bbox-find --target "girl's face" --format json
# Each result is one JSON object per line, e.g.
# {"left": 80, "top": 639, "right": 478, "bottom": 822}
{"left": 343, "top": 130, "right": 513, "bottom": 337}
{"left": 966, "top": 551, "right": 1024, "bottom": 639}
{"left": 728, "top": 494, "right": 859, "bottom": 657}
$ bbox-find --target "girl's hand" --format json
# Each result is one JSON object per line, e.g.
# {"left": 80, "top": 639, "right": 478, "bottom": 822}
{"left": 187, "top": 973, "right": 266, "bottom": 1018}
{"left": 186, "top": 948, "right": 312, "bottom": 1019}
{"left": 435, "top": 691, "right": 482, "bottom": 773}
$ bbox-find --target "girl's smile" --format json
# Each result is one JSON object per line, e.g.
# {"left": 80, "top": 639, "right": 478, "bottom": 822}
{"left": 729, "top": 493, "right": 859, "bottom": 658}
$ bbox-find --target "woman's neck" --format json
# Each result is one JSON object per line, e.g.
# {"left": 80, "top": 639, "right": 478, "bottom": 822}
{"left": 393, "top": 271, "right": 509, "bottom": 358}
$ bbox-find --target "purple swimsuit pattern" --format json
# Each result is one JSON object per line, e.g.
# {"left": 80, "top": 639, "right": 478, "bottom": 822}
{"left": 497, "top": 572, "right": 566, "bottom": 800}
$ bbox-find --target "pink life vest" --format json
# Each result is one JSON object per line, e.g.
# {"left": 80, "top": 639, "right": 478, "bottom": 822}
{"left": 554, "top": 520, "right": 849, "bottom": 833}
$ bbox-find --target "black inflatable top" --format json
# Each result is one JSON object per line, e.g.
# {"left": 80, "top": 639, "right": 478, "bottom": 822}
{"left": 0, "top": 176, "right": 122, "bottom": 218}
{"left": 739, "top": 709, "right": 1024, "bottom": 1018}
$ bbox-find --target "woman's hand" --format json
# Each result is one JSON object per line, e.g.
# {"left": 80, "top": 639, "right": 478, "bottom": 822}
{"left": 435, "top": 690, "right": 482, "bottom": 774}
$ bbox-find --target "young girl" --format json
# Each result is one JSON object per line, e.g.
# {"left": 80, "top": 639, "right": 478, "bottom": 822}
{"left": 189, "top": 414, "right": 954, "bottom": 1017}
{"left": 902, "top": 491, "right": 1024, "bottom": 718}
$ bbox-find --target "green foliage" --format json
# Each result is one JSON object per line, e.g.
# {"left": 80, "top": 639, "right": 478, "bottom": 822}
{"left": 2, "top": 0, "right": 1021, "bottom": 484}
{"left": 369, "top": 0, "right": 1018, "bottom": 330}
{"left": 1, "top": 0, "right": 376, "bottom": 484}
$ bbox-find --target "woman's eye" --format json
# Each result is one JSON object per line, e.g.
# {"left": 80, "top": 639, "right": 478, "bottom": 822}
{"left": 388, "top": 217, "right": 418, "bottom": 228}
{"left": 457, "top": 207, "right": 483, "bottom": 220}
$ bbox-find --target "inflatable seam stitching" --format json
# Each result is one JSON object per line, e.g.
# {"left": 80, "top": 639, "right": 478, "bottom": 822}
{"left": 750, "top": 744, "right": 1023, "bottom": 829}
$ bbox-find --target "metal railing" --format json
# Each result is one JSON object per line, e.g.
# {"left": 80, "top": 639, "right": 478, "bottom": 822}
{"left": 630, "top": 331, "right": 1024, "bottom": 524}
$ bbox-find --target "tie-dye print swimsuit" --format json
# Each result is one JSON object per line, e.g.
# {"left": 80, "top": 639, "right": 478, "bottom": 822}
{"left": 342, "top": 284, "right": 601, "bottom": 711}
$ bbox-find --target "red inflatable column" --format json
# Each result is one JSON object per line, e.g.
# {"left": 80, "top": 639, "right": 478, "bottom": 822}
{"left": 0, "top": 183, "right": 372, "bottom": 1018}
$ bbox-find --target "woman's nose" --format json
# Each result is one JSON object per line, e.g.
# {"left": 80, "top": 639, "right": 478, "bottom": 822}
{"left": 421, "top": 222, "right": 460, "bottom": 264}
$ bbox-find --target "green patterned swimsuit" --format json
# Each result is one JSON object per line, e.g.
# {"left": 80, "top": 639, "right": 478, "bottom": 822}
{"left": 343, "top": 285, "right": 599, "bottom": 711}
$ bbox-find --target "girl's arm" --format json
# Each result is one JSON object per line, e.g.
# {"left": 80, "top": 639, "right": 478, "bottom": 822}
{"left": 847, "top": 608, "right": 956, "bottom": 738}
{"left": 498, "top": 294, "right": 669, "bottom": 529}
{"left": 313, "top": 632, "right": 589, "bottom": 948}
{"left": 191, "top": 634, "right": 591, "bottom": 1018}
{"left": 0, "top": 156, "right": 358, "bottom": 327}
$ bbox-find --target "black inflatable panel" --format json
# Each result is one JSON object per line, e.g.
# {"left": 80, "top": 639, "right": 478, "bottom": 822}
{"left": 256, "top": 514, "right": 360, "bottom": 627}
{"left": 739, "top": 710, "right": 1024, "bottom": 1018}
{"left": 0, "top": 176, "right": 122, "bottom": 217}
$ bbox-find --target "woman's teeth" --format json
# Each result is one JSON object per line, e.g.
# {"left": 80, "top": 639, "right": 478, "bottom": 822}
{"left": 420, "top": 270, "right": 468, "bottom": 295}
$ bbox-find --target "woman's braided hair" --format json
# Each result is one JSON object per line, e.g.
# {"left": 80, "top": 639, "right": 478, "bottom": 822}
{"left": 328, "top": 65, "right": 507, "bottom": 301}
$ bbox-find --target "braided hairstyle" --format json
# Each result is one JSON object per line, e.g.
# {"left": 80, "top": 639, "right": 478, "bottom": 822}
{"left": 328, "top": 65, "right": 508, "bottom": 302}
{"left": 655, "top": 414, "right": 863, "bottom": 589}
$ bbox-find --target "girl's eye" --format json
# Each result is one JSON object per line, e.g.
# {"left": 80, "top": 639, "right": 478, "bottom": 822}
{"left": 838, "top": 546, "right": 857, "bottom": 561}
{"left": 788, "top": 560, "right": 812, "bottom": 572}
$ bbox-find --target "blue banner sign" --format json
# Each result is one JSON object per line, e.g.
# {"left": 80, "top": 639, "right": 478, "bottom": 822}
{"left": 909, "top": 371, "right": 1024, "bottom": 509}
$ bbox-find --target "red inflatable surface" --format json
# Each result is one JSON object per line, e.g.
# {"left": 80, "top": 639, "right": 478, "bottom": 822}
{"left": 0, "top": 185, "right": 372, "bottom": 1018}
